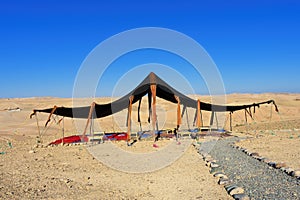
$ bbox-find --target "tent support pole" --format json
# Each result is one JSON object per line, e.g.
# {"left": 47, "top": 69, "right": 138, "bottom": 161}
{"left": 230, "top": 112, "right": 232, "bottom": 132}
{"left": 150, "top": 85, "right": 157, "bottom": 133}
{"left": 244, "top": 109, "right": 248, "bottom": 124}
{"left": 45, "top": 106, "right": 57, "bottom": 127}
{"left": 137, "top": 98, "right": 142, "bottom": 131}
{"left": 174, "top": 96, "right": 182, "bottom": 129}
{"left": 210, "top": 111, "right": 215, "bottom": 128}
{"left": 196, "top": 99, "right": 201, "bottom": 129}
{"left": 127, "top": 96, "right": 134, "bottom": 141}
{"left": 200, "top": 110, "right": 203, "bottom": 129}
{"left": 35, "top": 113, "right": 42, "bottom": 144}
{"left": 62, "top": 117, "right": 64, "bottom": 145}
{"left": 185, "top": 106, "right": 190, "bottom": 130}
{"left": 82, "top": 102, "right": 95, "bottom": 138}
{"left": 215, "top": 112, "right": 219, "bottom": 129}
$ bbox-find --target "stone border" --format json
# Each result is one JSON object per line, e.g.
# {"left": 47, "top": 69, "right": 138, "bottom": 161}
{"left": 230, "top": 140, "right": 300, "bottom": 180}
{"left": 29, "top": 142, "right": 92, "bottom": 153}
{"left": 193, "top": 141, "right": 250, "bottom": 200}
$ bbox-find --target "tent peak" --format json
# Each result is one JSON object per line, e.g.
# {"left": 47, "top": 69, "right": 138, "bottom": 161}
{"left": 149, "top": 72, "right": 157, "bottom": 84}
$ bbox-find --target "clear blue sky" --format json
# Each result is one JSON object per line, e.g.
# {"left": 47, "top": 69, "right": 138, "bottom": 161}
{"left": 0, "top": 0, "right": 299, "bottom": 98}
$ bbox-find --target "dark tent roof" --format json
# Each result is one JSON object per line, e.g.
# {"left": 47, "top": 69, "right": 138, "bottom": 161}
{"left": 31, "top": 72, "right": 278, "bottom": 119}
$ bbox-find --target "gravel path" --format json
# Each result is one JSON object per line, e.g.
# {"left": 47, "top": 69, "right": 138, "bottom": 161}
{"left": 200, "top": 137, "right": 300, "bottom": 200}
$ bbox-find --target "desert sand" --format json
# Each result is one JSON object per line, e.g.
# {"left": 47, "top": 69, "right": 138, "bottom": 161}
{"left": 0, "top": 93, "right": 299, "bottom": 199}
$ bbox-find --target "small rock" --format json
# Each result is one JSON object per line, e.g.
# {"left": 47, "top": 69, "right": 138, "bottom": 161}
{"left": 232, "top": 193, "right": 250, "bottom": 200}
{"left": 210, "top": 166, "right": 222, "bottom": 174}
{"left": 250, "top": 152, "right": 259, "bottom": 157}
{"left": 257, "top": 157, "right": 265, "bottom": 161}
{"left": 275, "top": 162, "right": 286, "bottom": 169}
{"left": 268, "top": 162, "right": 276, "bottom": 167}
{"left": 210, "top": 162, "right": 219, "bottom": 168}
{"left": 225, "top": 184, "right": 238, "bottom": 192}
{"left": 28, "top": 150, "right": 35, "bottom": 154}
{"left": 280, "top": 167, "right": 286, "bottom": 172}
{"left": 206, "top": 161, "right": 211, "bottom": 167}
{"left": 218, "top": 177, "right": 230, "bottom": 185}
{"left": 285, "top": 168, "right": 294, "bottom": 175}
{"left": 291, "top": 170, "right": 300, "bottom": 177}
{"left": 229, "top": 187, "right": 245, "bottom": 195}
{"left": 214, "top": 172, "right": 227, "bottom": 178}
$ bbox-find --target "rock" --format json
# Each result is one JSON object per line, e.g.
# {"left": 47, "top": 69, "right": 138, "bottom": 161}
{"left": 206, "top": 161, "right": 211, "bottom": 167}
{"left": 64, "top": 179, "right": 71, "bottom": 184}
{"left": 28, "top": 150, "right": 35, "bottom": 154}
{"left": 204, "top": 155, "right": 212, "bottom": 161}
{"left": 268, "top": 162, "right": 276, "bottom": 167}
{"left": 280, "top": 167, "right": 286, "bottom": 172}
{"left": 210, "top": 166, "right": 222, "bottom": 174}
{"left": 291, "top": 170, "right": 300, "bottom": 177}
{"left": 250, "top": 152, "right": 259, "bottom": 157}
{"left": 275, "top": 162, "right": 286, "bottom": 169}
{"left": 229, "top": 187, "right": 245, "bottom": 195}
{"left": 257, "top": 157, "right": 265, "bottom": 161}
{"left": 218, "top": 177, "right": 230, "bottom": 185}
{"left": 210, "top": 162, "right": 219, "bottom": 168}
{"left": 206, "top": 158, "right": 216, "bottom": 163}
{"left": 232, "top": 193, "right": 250, "bottom": 200}
{"left": 225, "top": 184, "right": 238, "bottom": 192}
{"left": 201, "top": 152, "right": 208, "bottom": 158}
{"left": 214, "top": 172, "right": 227, "bottom": 178}
{"left": 285, "top": 168, "right": 294, "bottom": 175}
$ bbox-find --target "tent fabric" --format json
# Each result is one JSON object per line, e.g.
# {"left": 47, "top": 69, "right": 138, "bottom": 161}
{"left": 31, "top": 72, "right": 278, "bottom": 119}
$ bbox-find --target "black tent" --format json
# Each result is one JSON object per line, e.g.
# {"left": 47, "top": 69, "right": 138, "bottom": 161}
{"left": 31, "top": 72, "right": 278, "bottom": 138}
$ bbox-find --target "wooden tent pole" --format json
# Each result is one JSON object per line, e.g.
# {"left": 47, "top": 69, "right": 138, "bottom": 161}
{"left": 137, "top": 98, "right": 142, "bottom": 131}
{"left": 127, "top": 96, "right": 134, "bottom": 141}
{"left": 210, "top": 111, "right": 215, "bottom": 129}
{"left": 174, "top": 96, "right": 182, "bottom": 128}
{"left": 196, "top": 99, "right": 201, "bottom": 128}
{"left": 45, "top": 105, "right": 57, "bottom": 127}
{"left": 185, "top": 106, "right": 190, "bottom": 130}
{"left": 215, "top": 112, "right": 219, "bottom": 129}
{"left": 244, "top": 109, "right": 248, "bottom": 124}
{"left": 150, "top": 85, "right": 157, "bottom": 132}
{"left": 230, "top": 112, "right": 232, "bottom": 132}
{"left": 62, "top": 117, "right": 64, "bottom": 145}
{"left": 82, "top": 102, "right": 95, "bottom": 138}
{"left": 200, "top": 110, "right": 203, "bottom": 128}
{"left": 35, "top": 113, "right": 42, "bottom": 144}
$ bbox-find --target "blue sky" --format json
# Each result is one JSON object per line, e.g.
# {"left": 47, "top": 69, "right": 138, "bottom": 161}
{"left": 0, "top": 0, "right": 299, "bottom": 98}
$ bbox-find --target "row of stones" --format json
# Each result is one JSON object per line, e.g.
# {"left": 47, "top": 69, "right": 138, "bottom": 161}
{"left": 230, "top": 143, "right": 300, "bottom": 179}
{"left": 29, "top": 142, "right": 97, "bottom": 153}
{"left": 33, "top": 141, "right": 99, "bottom": 149}
{"left": 193, "top": 142, "right": 250, "bottom": 200}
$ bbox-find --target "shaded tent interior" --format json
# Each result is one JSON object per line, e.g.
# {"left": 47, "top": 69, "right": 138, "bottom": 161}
{"left": 30, "top": 72, "right": 279, "bottom": 140}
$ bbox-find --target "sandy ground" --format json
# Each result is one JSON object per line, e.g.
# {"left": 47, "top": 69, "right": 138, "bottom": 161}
{"left": 0, "top": 93, "right": 299, "bottom": 199}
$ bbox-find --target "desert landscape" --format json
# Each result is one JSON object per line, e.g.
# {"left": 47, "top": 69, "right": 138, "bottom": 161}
{"left": 0, "top": 93, "right": 299, "bottom": 199}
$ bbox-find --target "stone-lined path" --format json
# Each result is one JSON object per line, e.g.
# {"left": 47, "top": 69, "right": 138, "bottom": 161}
{"left": 199, "top": 138, "right": 300, "bottom": 199}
